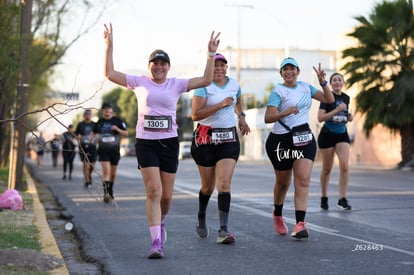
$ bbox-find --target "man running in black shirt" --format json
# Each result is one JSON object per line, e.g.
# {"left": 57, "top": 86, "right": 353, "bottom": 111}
{"left": 93, "top": 102, "right": 129, "bottom": 202}
{"left": 75, "top": 109, "right": 97, "bottom": 187}
{"left": 62, "top": 125, "right": 76, "bottom": 180}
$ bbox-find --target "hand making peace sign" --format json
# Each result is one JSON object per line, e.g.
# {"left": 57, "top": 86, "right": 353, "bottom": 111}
{"left": 312, "top": 62, "right": 327, "bottom": 83}
{"left": 208, "top": 31, "right": 221, "bottom": 53}
{"left": 103, "top": 23, "right": 113, "bottom": 47}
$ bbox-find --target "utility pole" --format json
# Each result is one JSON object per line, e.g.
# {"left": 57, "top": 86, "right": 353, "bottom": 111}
{"left": 226, "top": 4, "right": 254, "bottom": 83}
{"left": 9, "top": 0, "right": 33, "bottom": 190}
{"left": 236, "top": 5, "right": 241, "bottom": 83}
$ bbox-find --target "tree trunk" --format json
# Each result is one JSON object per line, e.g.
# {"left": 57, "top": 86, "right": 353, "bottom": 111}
{"left": 0, "top": 123, "right": 10, "bottom": 167}
{"left": 0, "top": 84, "right": 13, "bottom": 167}
{"left": 399, "top": 122, "right": 414, "bottom": 167}
{"left": 9, "top": 0, "right": 32, "bottom": 190}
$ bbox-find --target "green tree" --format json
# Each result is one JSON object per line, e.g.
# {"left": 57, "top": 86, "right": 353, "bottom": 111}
{"left": 102, "top": 88, "right": 192, "bottom": 141}
{"left": 117, "top": 89, "right": 138, "bottom": 137}
{"left": 101, "top": 88, "right": 122, "bottom": 117}
{"left": 0, "top": 0, "right": 107, "bottom": 167}
{"left": 341, "top": 0, "right": 414, "bottom": 167}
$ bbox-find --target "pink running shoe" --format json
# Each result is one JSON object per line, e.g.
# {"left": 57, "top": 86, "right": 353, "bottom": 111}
{"left": 147, "top": 239, "right": 163, "bottom": 259}
{"left": 272, "top": 211, "right": 288, "bottom": 235}
{"left": 290, "top": 222, "right": 309, "bottom": 239}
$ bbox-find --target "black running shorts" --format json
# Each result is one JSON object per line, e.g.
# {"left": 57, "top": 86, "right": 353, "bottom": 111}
{"left": 317, "top": 128, "right": 350, "bottom": 149}
{"left": 265, "top": 132, "right": 317, "bottom": 171}
{"left": 98, "top": 147, "right": 120, "bottom": 166}
{"left": 135, "top": 137, "right": 179, "bottom": 173}
{"left": 79, "top": 144, "right": 97, "bottom": 163}
{"left": 191, "top": 137, "right": 240, "bottom": 167}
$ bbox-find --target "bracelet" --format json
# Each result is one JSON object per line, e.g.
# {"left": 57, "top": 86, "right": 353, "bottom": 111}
{"left": 320, "top": 80, "right": 328, "bottom": 87}
{"left": 208, "top": 52, "right": 216, "bottom": 57}
{"left": 238, "top": 112, "right": 246, "bottom": 119}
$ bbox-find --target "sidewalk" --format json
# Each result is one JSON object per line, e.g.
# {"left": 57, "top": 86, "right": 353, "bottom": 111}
{"left": 25, "top": 165, "right": 69, "bottom": 275}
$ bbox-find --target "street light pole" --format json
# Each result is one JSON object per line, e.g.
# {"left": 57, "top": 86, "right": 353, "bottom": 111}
{"left": 236, "top": 6, "right": 241, "bottom": 83}
{"left": 226, "top": 4, "right": 254, "bottom": 83}
{"left": 253, "top": 7, "right": 290, "bottom": 57}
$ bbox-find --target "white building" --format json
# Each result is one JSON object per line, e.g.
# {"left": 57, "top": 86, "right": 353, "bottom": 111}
{"left": 219, "top": 48, "right": 401, "bottom": 167}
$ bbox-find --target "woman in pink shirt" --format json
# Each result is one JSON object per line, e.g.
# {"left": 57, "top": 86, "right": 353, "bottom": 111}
{"left": 103, "top": 23, "right": 220, "bottom": 259}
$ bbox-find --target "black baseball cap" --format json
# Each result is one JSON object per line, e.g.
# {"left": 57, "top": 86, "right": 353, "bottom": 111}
{"left": 148, "top": 49, "right": 170, "bottom": 64}
{"left": 101, "top": 102, "right": 112, "bottom": 109}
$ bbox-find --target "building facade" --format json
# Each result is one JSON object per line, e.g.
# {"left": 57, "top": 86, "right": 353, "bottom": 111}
{"left": 177, "top": 47, "right": 402, "bottom": 167}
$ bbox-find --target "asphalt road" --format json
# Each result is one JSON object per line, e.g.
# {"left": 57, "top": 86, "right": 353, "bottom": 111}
{"left": 32, "top": 155, "right": 414, "bottom": 275}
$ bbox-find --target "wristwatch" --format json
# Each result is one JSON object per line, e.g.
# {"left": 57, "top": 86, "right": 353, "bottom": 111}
{"left": 238, "top": 112, "right": 246, "bottom": 119}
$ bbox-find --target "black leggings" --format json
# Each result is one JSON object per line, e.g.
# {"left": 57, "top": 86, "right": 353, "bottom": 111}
{"left": 62, "top": 151, "right": 75, "bottom": 175}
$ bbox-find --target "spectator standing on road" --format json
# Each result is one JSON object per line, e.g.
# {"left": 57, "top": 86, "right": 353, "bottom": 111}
{"left": 191, "top": 53, "right": 250, "bottom": 244}
{"left": 264, "top": 57, "right": 334, "bottom": 239}
{"left": 62, "top": 125, "right": 77, "bottom": 180}
{"left": 93, "top": 102, "right": 128, "bottom": 203}
{"left": 75, "top": 109, "right": 97, "bottom": 188}
{"left": 50, "top": 134, "right": 61, "bottom": 167}
{"left": 103, "top": 22, "right": 220, "bottom": 259}
{"left": 36, "top": 132, "right": 46, "bottom": 166}
{"left": 318, "top": 73, "right": 353, "bottom": 211}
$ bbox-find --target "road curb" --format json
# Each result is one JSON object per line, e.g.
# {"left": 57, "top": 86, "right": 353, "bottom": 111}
{"left": 25, "top": 166, "right": 69, "bottom": 275}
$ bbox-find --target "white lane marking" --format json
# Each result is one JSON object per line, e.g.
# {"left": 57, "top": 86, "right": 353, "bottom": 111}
{"left": 173, "top": 182, "right": 414, "bottom": 257}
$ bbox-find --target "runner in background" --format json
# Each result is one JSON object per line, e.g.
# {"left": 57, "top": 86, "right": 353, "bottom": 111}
{"left": 61, "top": 125, "right": 76, "bottom": 180}
{"left": 49, "top": 134, "right": 61, "bottom": 167}
{"left": 318, "top": 72, "right": 353, "bottom": 211}
{"left": 36, "top": 132, "right": 46, "bottom": 166}
{"left": 75, "top": 109, "right": 97, "bottom": 188}
{"left": 93, "top": 102, "right": 128, "bottom": 203}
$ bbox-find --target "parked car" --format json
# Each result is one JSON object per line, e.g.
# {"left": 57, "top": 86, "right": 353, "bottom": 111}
{"left": 120, "top": 144, "right": 136, "bottom": 157}
{"left": 178, "top": 141, "right": 192, "bottom": 160}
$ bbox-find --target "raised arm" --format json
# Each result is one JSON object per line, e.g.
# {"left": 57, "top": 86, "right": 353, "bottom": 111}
{"left": 104, "top": 23, "right": 127, "bottom": 87}
{"left": 188, "top": 31, "right": 221, "bottom": 91}
{"left": 312, "top": 63, "right": 334, "bottom": 104}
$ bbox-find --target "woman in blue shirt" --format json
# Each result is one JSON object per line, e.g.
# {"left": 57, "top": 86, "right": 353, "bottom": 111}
{"left": 265, "top": 57, "right": 334, "bottom": 239}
